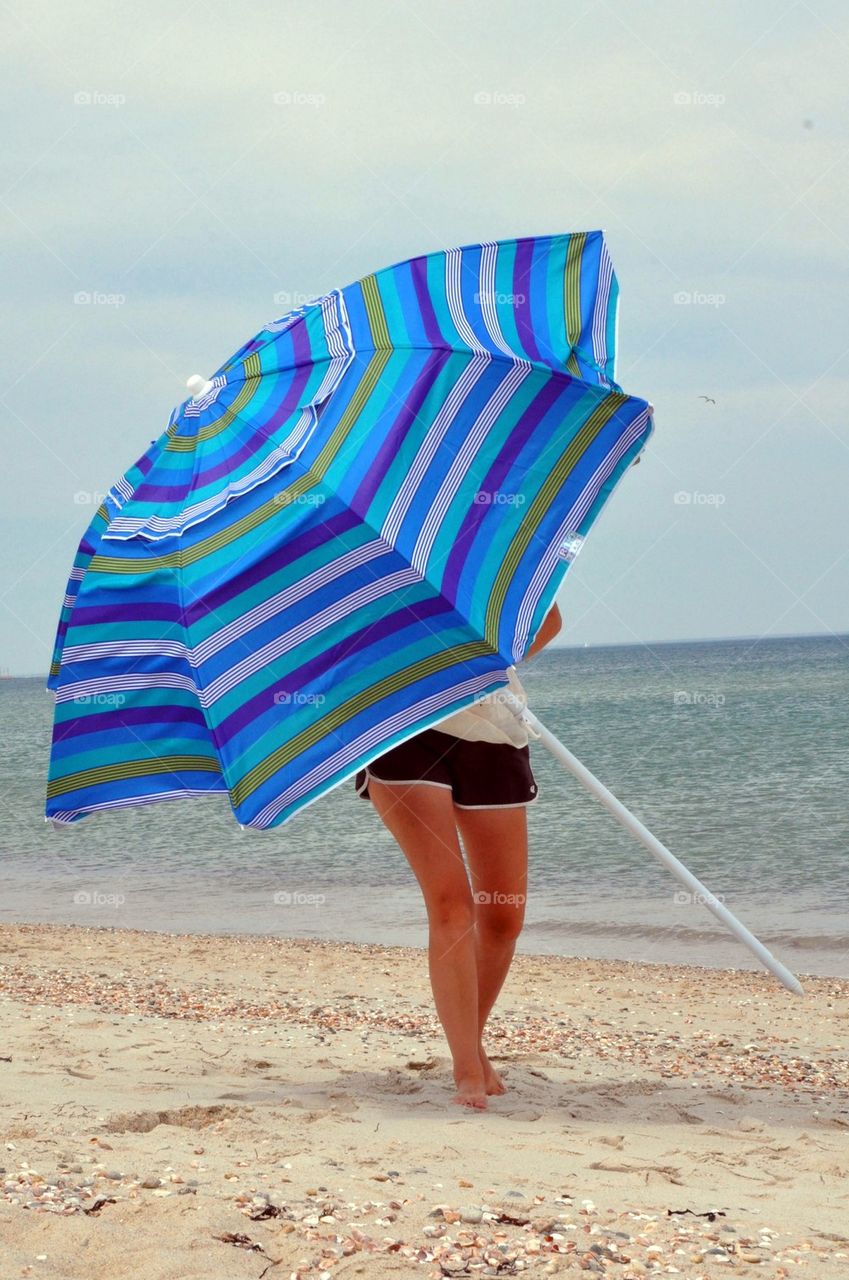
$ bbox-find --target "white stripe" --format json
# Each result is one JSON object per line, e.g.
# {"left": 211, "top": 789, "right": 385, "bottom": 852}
{"left": 591, "top": 239, "right": 614, "bottom": 388}
{"left": 199, "top": 566, "right": 423, "bottom": 708}
{"left": 478, "top": 241, "right": 531, "bottom": 363}
{"left": 47, "top": 787, "right": 225, "bottom": 824}
{"left": 60, "top": 639, "right": 191, "bottom": 664}
{"left": 511, "top": 408, "right": 650, "bottom": 657}
{"left": 446, "top": 247, "right": 488, "bottom": 353}
{"left": 381, "top": 355, "right": 492, "bottom": 544}
{"left": 411, "top": 361, "right": 531, "bottom": 573}
{"left": 53, "top": 672, "right": 200, "bottom": 703}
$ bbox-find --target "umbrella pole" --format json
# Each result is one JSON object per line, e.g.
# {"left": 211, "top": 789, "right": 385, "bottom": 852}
{"left": 501, "top": 692, "right": 804, "bottom": 996}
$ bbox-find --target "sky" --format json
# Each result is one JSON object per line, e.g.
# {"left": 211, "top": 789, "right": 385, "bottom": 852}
{"left": 1, "top": 0, "right": 847, "bottom": 676}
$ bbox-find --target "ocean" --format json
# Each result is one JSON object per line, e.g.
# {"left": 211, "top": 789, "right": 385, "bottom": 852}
{"left": 3, "top": 634, "right": 847, "bottom": 978}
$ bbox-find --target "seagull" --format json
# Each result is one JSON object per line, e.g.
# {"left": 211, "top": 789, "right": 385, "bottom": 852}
{"left": 698, "top": 395, "right": 716, "bottom": 404}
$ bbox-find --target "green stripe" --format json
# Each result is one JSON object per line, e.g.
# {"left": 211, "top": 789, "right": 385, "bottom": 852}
{"left": 90, "top": 350, "right": 393, "bottom": 576}
{"left": 360, "top": 274, "right": 391, "bottom": 348}
{"left": 232, "top": 638, "right": 496, "bottom": 806}
{"left": 485, "top": 390, "right": 627, "bottom": 645}
{"left": 47, "top": 754, "right": 222, "bottom": 799}
{"left": 564, "top": 232, "right": 587, "bottom": 377}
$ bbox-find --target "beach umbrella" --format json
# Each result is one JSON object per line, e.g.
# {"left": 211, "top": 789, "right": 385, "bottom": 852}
{"left": 47, "top": 230, "right": 653, "bottom": 830}
{"left": 44, "top": 229, "right": 804, "bottom": 995}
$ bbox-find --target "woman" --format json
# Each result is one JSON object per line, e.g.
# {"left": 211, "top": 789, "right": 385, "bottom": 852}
{"left": 354, "top": 603, "right": 562, "bottom": 1109}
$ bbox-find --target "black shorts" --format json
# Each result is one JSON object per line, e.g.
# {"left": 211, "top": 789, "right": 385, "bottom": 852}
{"left": 354, "top": 727, "right": 539, "bottom": 809}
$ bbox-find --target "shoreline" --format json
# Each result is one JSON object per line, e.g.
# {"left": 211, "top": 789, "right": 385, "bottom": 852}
{"left": 3, "top": 906, "right": 844, "bottom": 980}
{"left": 1, "top": 922, "right": 847, "bottom": 1278}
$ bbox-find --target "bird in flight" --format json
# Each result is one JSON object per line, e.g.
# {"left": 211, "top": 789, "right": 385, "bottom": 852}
{"left": 698, "top": 395, "right": 716, "bottom": 404}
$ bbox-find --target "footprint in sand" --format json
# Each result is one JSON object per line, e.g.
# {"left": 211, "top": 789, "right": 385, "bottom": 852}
{"left": 327, "top": 1091, "right": 359, "bottom": 1112}
{"left": 495, "top": 1107, "right": 543, "bottom": 1121}
{"left": 103, "top": 1104, "right": 244, "bottom": 1133}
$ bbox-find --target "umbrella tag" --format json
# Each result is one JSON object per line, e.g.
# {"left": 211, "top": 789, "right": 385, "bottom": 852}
{"left": 558, "top": 533, "right": 585, "bottom": 562}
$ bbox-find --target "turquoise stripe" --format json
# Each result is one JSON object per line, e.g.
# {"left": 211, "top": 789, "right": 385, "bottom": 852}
{"left": 374, "top": 262, "right": 414, "bottom": 348}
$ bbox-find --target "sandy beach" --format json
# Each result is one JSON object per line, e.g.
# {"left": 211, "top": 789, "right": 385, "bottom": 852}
{"left": 0, "top": 922, "right": 847, "bottom": 1279}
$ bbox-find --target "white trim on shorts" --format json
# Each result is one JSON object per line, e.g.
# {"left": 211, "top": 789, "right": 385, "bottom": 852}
{"left": 359, "top": 767, "right": 452, "bottom": 793}
{"left": 452, "top": 791, "right": 540, "bottom": 810}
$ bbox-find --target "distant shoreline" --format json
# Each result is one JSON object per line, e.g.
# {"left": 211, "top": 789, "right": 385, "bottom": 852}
{"left": 6, "top": 629, "right": 848, "bottom": 680}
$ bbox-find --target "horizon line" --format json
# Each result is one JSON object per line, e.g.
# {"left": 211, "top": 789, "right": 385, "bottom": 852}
{"left": 4, "top": 628, "right": 847, "bottom": 680}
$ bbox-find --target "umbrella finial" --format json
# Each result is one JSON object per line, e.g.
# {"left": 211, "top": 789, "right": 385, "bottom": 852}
{"left": 186, "top": 374, "right": 214, "bottom": 399}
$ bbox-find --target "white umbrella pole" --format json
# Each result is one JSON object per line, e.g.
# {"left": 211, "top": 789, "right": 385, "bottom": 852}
{"left": 501, "top": 692, "right": 804, "bottom": 996}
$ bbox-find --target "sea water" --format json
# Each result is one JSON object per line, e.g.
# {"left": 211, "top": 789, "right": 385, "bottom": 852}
{"left": 2, "top": 634, "right": 847, "bottom": 977}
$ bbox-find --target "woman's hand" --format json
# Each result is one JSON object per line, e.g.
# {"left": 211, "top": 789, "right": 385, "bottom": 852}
{"left": 522, "top": 603, "right": 562, "bottom": 661}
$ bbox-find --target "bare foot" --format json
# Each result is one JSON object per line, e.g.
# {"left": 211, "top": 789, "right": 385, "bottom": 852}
{"left": 479, "top": 1047, "right": 507, "bottom": 1095}
{"left": 452, "top": 1068, "right": 489, "bottom": 1110}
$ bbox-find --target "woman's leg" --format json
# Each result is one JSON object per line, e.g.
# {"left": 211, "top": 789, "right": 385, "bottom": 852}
{"left": 453, "top": 804, "right": 528, "bottom": 1093}
{"left": 366, "top": 776, "right": 489, "bottom": 1109}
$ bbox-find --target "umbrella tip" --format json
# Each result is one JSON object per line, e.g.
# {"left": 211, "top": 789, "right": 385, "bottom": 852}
{"left": 186, "top": 374, "right": 214, "bottom": 399}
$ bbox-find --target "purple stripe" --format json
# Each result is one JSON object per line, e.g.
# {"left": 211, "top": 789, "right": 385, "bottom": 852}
{"left": 410, "top": 257, "right": 446, "bottom": 347}
{"left": 440, "top": 376, "right": 564, "bottom": 600}
{"left": 184, "top": 507, "right": 363, "bottom": 624}
{"left": 513, "top": 240, "right": 543, "bottom": 364}
{"left": 65, "top": 602, "right": 183, "bottom": 628}
{"left": 350, "top": 349, "right": 452, "bottom": 513}
{"left": 52, "top": 704, "right": 208, "bottom": 745}
{"left": 215, "top": 595, "right": 454, "bottom": 746}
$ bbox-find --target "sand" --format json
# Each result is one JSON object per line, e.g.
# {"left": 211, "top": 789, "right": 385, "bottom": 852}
{"left": 0, "top": 922, "right": 847, "bottom": 1279}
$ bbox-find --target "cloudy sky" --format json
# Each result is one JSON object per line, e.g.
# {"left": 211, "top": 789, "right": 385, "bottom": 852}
{"left": 2, "top": 0, "right": 847, "bottom": 675}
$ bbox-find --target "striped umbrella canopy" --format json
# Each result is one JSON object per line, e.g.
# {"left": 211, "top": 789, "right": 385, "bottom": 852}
{"left": 46, "top": 231, "right": 654, "bottom": 830}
